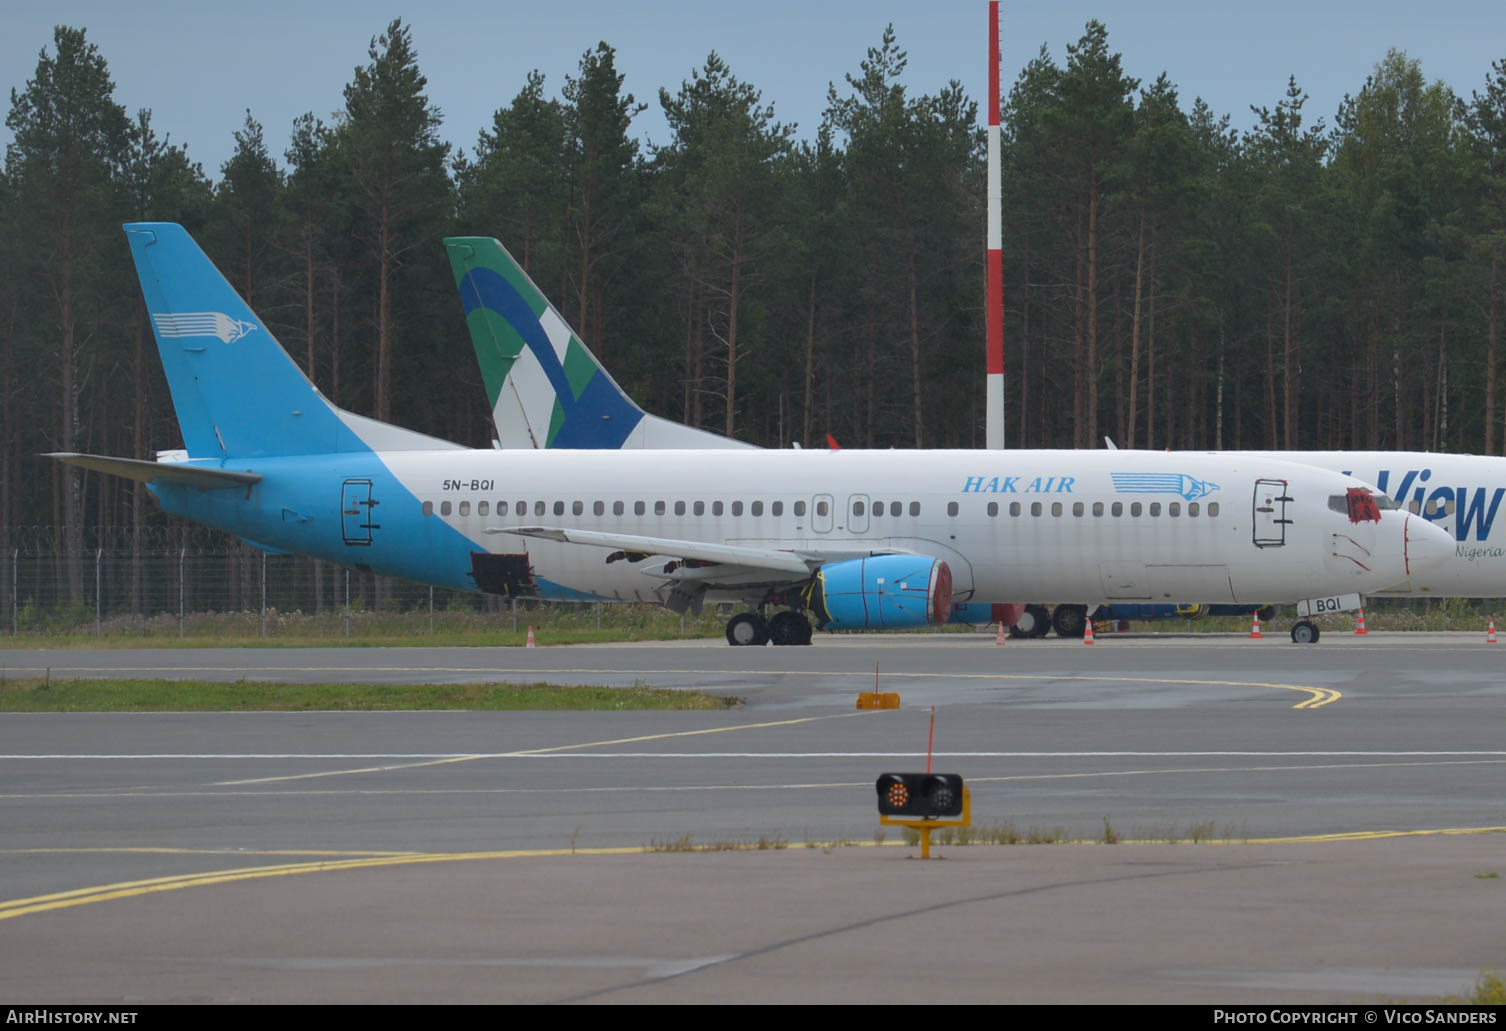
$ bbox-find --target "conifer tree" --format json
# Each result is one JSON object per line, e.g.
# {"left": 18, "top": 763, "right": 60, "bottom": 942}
{"left": 5, "top": 26, "right": 130, "bottom": 602}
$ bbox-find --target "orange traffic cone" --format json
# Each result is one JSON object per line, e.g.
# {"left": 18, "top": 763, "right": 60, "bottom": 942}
{"left": 526, "top": 625, "right": 536, "bottom": 648}
{"left": 1083, "top": 620, "right": 1095, "bottom": 645}
{"left": 1488, "top": 617, "right": 1497, "bottom": 644}
{"left": 1354, "top": 608, "right": 1368, "bottom": 635}
{"left": 995, "top": 622, "right": 1006, "bottom": 646}
{"left": 1249, "top": 612, "right": 1263, "bottom": 639}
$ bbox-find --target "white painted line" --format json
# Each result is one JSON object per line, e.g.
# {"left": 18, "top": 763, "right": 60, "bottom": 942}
{"left": 3, "top": 750, "right": 1505, "bottom": 760}
{"left": 4, "top": 759, "right": 1505, "bottom": 801}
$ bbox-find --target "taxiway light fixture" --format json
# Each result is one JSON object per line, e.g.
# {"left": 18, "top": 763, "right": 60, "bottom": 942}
{"left": 876, "top": 773, "right": 965, "bottom": 818}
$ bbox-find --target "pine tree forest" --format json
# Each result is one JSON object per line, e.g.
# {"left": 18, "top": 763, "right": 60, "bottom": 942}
{"left": 5, "top": 20, "right": 1506, "bottom": 610}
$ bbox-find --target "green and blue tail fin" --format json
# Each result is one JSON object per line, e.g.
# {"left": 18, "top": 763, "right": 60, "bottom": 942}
{"left": 444, "top": 236, "right": 751, "bottom": 450}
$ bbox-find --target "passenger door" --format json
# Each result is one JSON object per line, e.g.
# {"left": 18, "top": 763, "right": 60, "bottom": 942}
{"left": 1252, "top": 478, "right": 1291, "bottom": 548}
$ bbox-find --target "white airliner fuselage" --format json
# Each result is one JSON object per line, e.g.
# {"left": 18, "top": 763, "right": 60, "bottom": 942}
{"left": 154, "top": 446, "right": 1453, "bottom": 618}
{"left": 1238, "top": 452, "right": 1506, "bottom": 598}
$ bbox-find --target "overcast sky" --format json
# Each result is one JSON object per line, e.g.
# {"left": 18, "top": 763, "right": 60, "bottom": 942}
{"left": 4, "top": 1, "right": 1504, "bottom": 180}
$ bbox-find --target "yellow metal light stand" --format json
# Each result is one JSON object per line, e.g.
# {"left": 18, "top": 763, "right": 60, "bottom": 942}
{"left": 879, "top": 785, "right": 972, "bottom": 859}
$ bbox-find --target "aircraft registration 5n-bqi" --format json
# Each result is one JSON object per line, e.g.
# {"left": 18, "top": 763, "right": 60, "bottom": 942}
{"left": 49, "top": 223, "right": 1454, "bottom": 648}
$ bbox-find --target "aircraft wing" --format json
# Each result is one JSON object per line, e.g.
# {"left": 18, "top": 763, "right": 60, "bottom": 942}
{"left": 490, "top": 526, "right": 911, "bottom": 582}
{"left": 46, "top": 453, "right": 262, "bottom": 489}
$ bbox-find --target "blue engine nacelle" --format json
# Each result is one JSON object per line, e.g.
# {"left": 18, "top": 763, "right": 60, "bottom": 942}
{"left": 808, "top": 555, "right": 953, "bottom": 630}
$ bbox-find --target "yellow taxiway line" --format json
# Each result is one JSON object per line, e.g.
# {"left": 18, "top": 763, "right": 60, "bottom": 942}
{"left": 3, "top": 826, "right": 1502, "bottom": 923}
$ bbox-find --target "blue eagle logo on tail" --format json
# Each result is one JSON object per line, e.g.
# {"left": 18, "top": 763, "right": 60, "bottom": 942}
{"left": 151, "top": 312, "right": 258, "bottom": 345}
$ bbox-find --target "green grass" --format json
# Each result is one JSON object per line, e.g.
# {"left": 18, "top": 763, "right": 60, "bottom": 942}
{"left": 0, "top": 603, "right": 729, "bottom": 648}
{"left": 0, "top": 676, "right": 738, "bottom": 711}
{"left": 899, "top": 822, "right": 1068, "bottom": 846}
{"left": 885, "top": 818, "right": 1260, "bottom": 847}
{"left": 1440, "top": 971, "right": 1506, "bottom": 1004}
{"left": 646, "top": 834, "right": 790, "bottom": 852}
{"left": 1128, "top": 598, "right": 1503, "bottom": 635}
{"left": 7, "top": 596, "right": 1502, "bottom": 648}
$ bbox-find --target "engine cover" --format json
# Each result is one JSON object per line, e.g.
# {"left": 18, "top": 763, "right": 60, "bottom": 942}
{"left": 809, "top": 555, "right": 953, "bottom": 630}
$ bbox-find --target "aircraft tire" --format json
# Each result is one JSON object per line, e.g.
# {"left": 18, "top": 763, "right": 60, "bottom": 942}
{"left": 1290, "top": 620, "right": 1320, "bottom": 645}
{"left": 1051, "top": 604, "right": 1088, "bottom": 639}
{"left": 726, "top": 612, "right": 770, "bottom": 646}
{"left": 1024, "top": 604, "right": 1051, "bottom": 638}
{"left": 769, "top": 610, "right": 812, "bottom": 646}
{"left": 1010, "top": 603, "right": 1052, "bottom": 639}
{"left": 1008, "top": 607, "right": 1036, "bottom": 638}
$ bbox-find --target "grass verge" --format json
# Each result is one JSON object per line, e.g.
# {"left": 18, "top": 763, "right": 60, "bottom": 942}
{"left": 1440, "top": 971, "right": 1506, "bottom": 1004}
{"left": 646, "top": 834, "right": 791, "bottom": 852}
{"left": 0, "top": 603, "right": 729, "bottom": 648}
{"left": 0, "top": 677, "right": 738, "bottom": 712}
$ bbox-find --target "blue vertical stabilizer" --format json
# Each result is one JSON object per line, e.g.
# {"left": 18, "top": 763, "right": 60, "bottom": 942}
{"left": 125, "top": 222, "right": 343, "bottom": 459}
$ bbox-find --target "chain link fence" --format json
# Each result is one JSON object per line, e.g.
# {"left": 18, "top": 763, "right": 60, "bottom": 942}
{"left": 1, "top": 526, "right": 1498, "bottom": 639}
{"left": 0, "top": 525, "right": 567, "bottom": 638}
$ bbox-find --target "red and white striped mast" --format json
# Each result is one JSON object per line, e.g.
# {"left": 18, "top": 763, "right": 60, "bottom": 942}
{"left": 986, "top": 1, "right": 1005, "bottom": 449}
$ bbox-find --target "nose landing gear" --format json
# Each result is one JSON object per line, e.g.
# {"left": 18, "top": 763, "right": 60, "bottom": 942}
{"left": 1290, "top": 619, "right": 1321, "bottom": 644}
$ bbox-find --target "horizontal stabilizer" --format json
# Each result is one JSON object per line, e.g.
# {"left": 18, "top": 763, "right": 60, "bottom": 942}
{"left": 46, "top": 452, "right": 261, "bottom": 489}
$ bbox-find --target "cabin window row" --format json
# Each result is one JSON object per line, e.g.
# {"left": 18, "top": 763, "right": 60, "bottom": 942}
{"left": 980, "top": 500, "right": 1220, "bottom": 518}
{"left": 421, "top": 498, "right": 885, "bottom": 518}
{"left": 419, "top": 498, "right": 1217, "bottom": 520}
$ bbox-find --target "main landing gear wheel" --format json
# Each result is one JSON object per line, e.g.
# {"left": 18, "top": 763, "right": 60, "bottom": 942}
{"left": 768, "top": 610, "right": 813, "bottom": 646}
{"left": 725, "top": 611, "right": 770, "bottom": 646}
{"left": 1051, "top": 604, "right": 1088, "bottom": 639}
{"left": 1290, "top": 620, "right": 1321, "bottom": 645}
{"left": 1010, "top": 603, "right": 1052, "bottom": 639}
